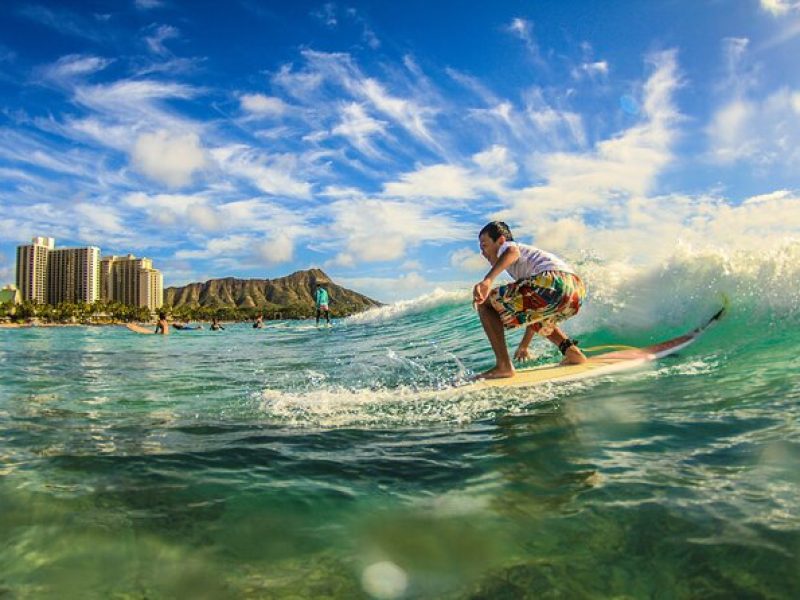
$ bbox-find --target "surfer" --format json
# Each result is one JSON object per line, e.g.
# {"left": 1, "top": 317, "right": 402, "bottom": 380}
{"left": 154, "top": 311, "right": 169, "bottom": 335}
{"left": 315, "top": 284, "right": 331, "bottom": 326}
{"left": 211, "top": 317, "right": 224, "bottom": 331}
{"left": 472, "top": 221, "right": 587, "bottom": 379}
{"left": 253, "top": 314, "right": 264, "bottom": 329}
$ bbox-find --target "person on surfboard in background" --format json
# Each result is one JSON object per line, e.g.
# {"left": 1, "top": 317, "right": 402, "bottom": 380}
{"left": 253, "top": 314, "right": 263, "bottom": 329}
{"left": 315, "top": 284, "right": 331, "bottom": 326}
{"left": 472, "top": 221, "right": 587, "bottom": 379}
{"left": 155, "top": 311, "right": 169, "bottom": 335}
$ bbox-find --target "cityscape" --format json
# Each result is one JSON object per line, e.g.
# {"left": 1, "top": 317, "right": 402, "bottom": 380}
{"left": 10, "top": 236, "right": 163, "bottom": 310}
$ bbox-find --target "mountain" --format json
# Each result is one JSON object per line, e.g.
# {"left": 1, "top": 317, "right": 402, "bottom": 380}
{"left": 163, "top": 268, "right": 380, "bottom": 316}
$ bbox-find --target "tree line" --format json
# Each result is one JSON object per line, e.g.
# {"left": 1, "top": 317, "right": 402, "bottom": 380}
{"left": 0, "top": 300, "right": 364, "bottom": 324}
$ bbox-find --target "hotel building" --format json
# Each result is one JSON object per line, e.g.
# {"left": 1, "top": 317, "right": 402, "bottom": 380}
{"left": 16, "top": 237, "right": 54, "bottom": 304}
{"left": 48, "top": 246, "right": 100, "bottom": 304}
{"left": 15, "top": 238, "right": 162, "bottom": 309}
{"left": 100, "top": 255, "right": 163, "bottom": 310}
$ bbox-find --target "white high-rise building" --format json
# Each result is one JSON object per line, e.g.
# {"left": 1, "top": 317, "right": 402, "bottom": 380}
{"left": 139, "top": 269, "right": 164, "bottom": 311}
{"left": 16, "top": 237, "right": 99, "bottom": 304}
{"left": 101, "top": 255, "right": 163, "bottom": 309}
{"left": 15, "top": 237, "right": 54, "bottom": 304}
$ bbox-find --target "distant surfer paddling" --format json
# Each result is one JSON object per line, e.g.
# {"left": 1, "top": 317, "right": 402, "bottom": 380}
{"left": 472, "top": 221, "right": 587, "bottom": 379}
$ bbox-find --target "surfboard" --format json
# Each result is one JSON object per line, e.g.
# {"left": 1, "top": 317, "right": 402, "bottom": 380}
{"left": 469, "top": 307, "right": 725, "bottom": 390}
{"left": 126, "top": 323, "right": 156, "bottom": 335}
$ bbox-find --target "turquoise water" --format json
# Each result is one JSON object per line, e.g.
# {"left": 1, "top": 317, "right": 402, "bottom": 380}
{"left": 2, "top": 248, "right": 800, "bottom": 598}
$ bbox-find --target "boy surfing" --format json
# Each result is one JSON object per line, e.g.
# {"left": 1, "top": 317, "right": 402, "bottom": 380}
{"left": 473, "top": 221, "right": 587, "bottom": 379}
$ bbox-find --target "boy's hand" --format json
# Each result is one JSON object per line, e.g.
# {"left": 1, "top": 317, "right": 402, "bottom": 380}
{"left": 514, "top": 345, "right": 534, "bottom": 362}
{"left": 473, "top": 279, "right": 492, "bottom": 305}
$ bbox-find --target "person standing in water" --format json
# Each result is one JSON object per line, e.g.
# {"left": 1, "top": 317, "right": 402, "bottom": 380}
{"left": 154, "top": 311, "right": 169, "bottom": 335}
{"left": 315, "top": 284, "right": 331, "bottom": 326}
{"left": 211, "top": 317, "right": 224, "bottom": 331}
{"left": 253, "top": 314, "right": 263, "bottom": 329}
{"left": 472, "top": 221, "right": 587, "bottom": 379}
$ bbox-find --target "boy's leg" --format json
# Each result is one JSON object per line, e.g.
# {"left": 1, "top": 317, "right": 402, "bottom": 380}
{"left": 546, "top": 327, "right": 587, "bottom": 365}
{"left": 316, "top": 309, "right": 320, "bottom": 325}
{"left": 477, "top": 303, "right": 514, "bottom": 378}
{"left": 325, "top": 309, "right": 331, "bottom": 324}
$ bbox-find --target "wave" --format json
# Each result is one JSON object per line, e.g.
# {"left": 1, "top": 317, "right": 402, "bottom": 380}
{"left": 346, "top": 288, "right": 470, "bottom": 325}
{"left": 346, "top": 240, "right": 800, "bottom": 336}
{"left": 256, "top": 241, "right": 800, "bottom": 427}
{"left": 578, "top": 239, "right": 800, "bottom": 333}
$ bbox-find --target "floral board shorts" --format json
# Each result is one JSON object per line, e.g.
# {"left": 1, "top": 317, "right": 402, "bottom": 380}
{"left": 488, "top": 271, "right": 586, "bottom": 333}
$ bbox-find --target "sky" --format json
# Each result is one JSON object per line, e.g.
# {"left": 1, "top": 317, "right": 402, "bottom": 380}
{"left": 1, "top": 0, "right": 800, "bottom": 302}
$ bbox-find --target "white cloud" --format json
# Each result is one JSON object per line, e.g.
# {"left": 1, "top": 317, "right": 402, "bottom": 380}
{"left": 73, "top": 203, "right": 125, "bottom": 233}
{"left": 508, "top": 18, "right": 532, "bottom": 40}
{"left": 144, "top": 24, "right": 179, "bottom": 55}
{"left": 450, "top": 247, "right": 486, "bottom": 273}
{"left": 472, "top": 145, "right": 518, "bottom": 180}
{"left": 60, "top": 79, "right": 203, "bottom": 154}
{"left": 336, "top": 272, "right": 444, "bottom": 302}
{"left": 294, "top": 50, "right": 442, "bottom": 151}
{"left": 743, "top": 189, "right": 792, "bottom": 204}
{"left": 39, "top": 54, "right": 113, "bottom": 82}
{"left": 504, "top": 50, "right": 681, "bottom": 232}
{"left": 359, "top": 77, "right": 439, "bottom": 148}
{"left": 132, "top": 130, "right": 208, "bottom": 188}
{"left": 523, "top": 87, "right": 587, "bottom": 148}
{"left": 400, "top": 260, "right": 422, "bottom": 270}
{"left": 175, "top": 230, "right": 299, "bottom": 267}
{"left": 327, "top": 198, "right": 469, "bottom": 264}
{"left": 759, "top": 0, "right": 800, "bottom": 15}
{"left": 707, "top": 88, "right": 800, "bottom": 166}
{"left": 175, "top": 234, "right": 252, "bottom": 259}
{"left": 273, "top": 63, "right": 325, "bottom": 101}
{"left": 240, "top": 94, "right": 289, "bottom": 117}
{"left": 257, "top": 232, "right": 295, "bottom": 264}
{"left": 383, "top": 164, "right": 477, "bottom": 199}
{"left": 124, "top": 193, "right": 309, "bottom": 236}
{"left": 331, "top": 102, "right": 388, "bottom": 155}
{"left": 0, "top": 255, "right": 12, "bottom": 285}
{"left": 573, "top": 61, "right": 609, "bottom": 80}
{"left": 383, "top": 145, "right": 516, "bottom": 200}
{"left": 505, "top": 17, "right": 544, "bottom": 66}
{"left": 210, "top": 145, "right": 312, "bottom": 198}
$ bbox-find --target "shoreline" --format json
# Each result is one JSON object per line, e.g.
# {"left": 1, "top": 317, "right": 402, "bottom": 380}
{"left": 0, "top": 318, "right": 328, "bottom": 329}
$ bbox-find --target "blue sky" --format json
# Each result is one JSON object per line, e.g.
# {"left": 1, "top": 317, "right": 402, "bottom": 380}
{"left": 1, "top": 0, "right": 799, "bottom": 302}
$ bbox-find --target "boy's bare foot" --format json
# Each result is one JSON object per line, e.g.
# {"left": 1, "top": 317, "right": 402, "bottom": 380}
{"left": 474, "top": 366, "right": 515, "bottom": 380}
{"left": 560, "top": 345, "right": 588, "bottom": 365}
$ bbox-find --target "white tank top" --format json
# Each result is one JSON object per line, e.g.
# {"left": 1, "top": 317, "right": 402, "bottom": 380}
{"left": 498, "top": 241, "right": 575, "bottom": 280}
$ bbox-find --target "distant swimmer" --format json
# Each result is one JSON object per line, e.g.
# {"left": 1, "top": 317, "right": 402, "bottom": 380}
{"left": 315, "top": 284, "right": 331, "bottom": 326}
{"left": 211, "top": 317, "right": 225, "bottom": 331}
{"left": 253, "top": 314, "right": 264, "bottom": 329}
{"left": 155, "top": 311, "right": 169, "bottom": 335}
{"left": 472, "top": 221, "right": 587, "bottom": 380}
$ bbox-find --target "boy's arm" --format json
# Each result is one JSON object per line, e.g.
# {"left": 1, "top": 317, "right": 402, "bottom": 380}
{"left": 473, "top": 245, "right": 520, "bottom": 304}
{"left": 514, "top": 325, "right": 537, "bottom": 361}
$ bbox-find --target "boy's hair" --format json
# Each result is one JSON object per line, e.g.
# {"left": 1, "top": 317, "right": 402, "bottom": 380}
{"left": 479, "top": 221, "right": 514, "bottom": 242}
{"left": 158, "top": 311, "right": 166, "bottom": 319}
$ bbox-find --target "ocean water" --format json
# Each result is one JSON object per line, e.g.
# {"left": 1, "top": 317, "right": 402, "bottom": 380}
{"left": 1, "top": 245, "right": 799, "bottom": 599}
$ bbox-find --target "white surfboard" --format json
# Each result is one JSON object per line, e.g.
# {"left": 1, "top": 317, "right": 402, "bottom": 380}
{"left": 467, "top": 307, "right": 725, "bottom": 390}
